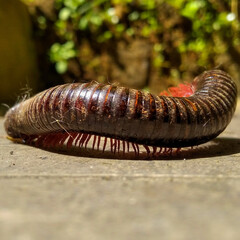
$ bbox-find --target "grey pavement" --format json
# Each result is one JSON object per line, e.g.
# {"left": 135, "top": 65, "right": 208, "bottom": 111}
{"left": 1, "top": 102, "right": 240, "bottom": 240}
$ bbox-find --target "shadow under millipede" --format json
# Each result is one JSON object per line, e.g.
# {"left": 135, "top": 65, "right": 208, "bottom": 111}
{"left": 19, "top": 137, "right": 240, "bottom": 161}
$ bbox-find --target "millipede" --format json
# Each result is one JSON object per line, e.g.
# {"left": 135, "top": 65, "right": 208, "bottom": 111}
{"left": 4, "top": 69, "right": 237, "bottom": 157}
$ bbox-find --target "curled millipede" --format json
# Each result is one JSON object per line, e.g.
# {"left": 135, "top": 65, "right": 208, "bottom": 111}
{"left": 4, "top": 70, "right": 237, "bottom": 157}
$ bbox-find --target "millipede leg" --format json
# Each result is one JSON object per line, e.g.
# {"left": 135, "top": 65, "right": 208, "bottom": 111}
{"left": 67, "top": 132, "right": 78, "bottom": 148}
{"left": 152, "top": 146, "right": 157, "bottom": 156}
{"left": 24, "top": 135, "right": 37, "bottom": 145}
{"left": 163, "top": 147, "right": 168, "bottom": 154}
{"left": 176, "top": 147, "right": 181, "bottom": 154}
{"left": 79, "top": 133, "right": 88, "bottom": 147}
{"left": 92, "top": 135, "right": 97, "bottom": 150}
{"left": 168, "top": 148, "right": 173, "bottom": 155}
{"left": 162, "top": 147, "right": 173, "bottom": 156}
{"left": 143, "top": 145, "right": 150, "bottom": 157}
{"left": 113, "top": 139, "right": 117, "bottom": 154}
{"left": 35, "top": 135, "right": 48, "bottom": 147}
{"left": 132, "top": 143, "right": 137, "bottom": 156}
{"left": 135, "top": 143, "right": 140, "bottom": 156}
{"left": 74, "top": 133, "right": 82, "bottom": 146}
{"left": 102, "top": 137, "right": 107, "bottom": 153}
{"left": 117, "top": 139, "right": 120, "bottom": 154}
{"left": 122, "top": 141, "right": 126, "bottom": 155}
{"left": 41, "top": 135, "right": 51, "bottom": 148}
{"left": 110, "top": 138, "right": 114, "bottom": 153}
{"left": 58, "top": 133, "right": 68, "bottom": 146}
{"left": 49, "top": 133, "right": 64, "bottom": 148}
{"left": 127, "top": 141, "right": 130, "bottom": 153}
{"left": 158, "top": 147, "right": 162, "bottom": 155}
{"left": 84, "top": 134, "right": 91, "bottom": 148}
{"left": 97, "top": 135, "right": 101, "bottom": 151}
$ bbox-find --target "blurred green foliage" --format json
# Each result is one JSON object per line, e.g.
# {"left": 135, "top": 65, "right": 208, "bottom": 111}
{"left": 30, "top": 0, "right": 240, "bottom": 86}
{"left": 50, "top": 40, "right": 77, "bottom": 73}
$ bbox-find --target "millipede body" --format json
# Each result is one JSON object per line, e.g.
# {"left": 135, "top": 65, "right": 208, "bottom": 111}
{"left": 4, "top": 70, "right": 237, "bottom": 156}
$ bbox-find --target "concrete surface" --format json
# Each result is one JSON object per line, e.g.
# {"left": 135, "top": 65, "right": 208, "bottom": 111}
{"left": 1, "top": 103, "right": 240, "bottom": 240}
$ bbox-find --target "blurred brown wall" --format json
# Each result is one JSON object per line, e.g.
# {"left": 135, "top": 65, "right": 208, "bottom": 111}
{"left": 0, "top": 0, "right": 38, "bottom": 113}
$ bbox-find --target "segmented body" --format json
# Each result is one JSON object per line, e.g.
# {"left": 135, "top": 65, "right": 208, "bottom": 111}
{"left": 4, "top": 70, "right": 237, "bottom": 155}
